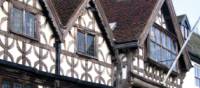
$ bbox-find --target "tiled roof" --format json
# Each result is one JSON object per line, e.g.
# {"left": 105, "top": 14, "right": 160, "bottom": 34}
{"left": 50, "top": 0, "right": 83, "bottom": 26}
{"left": 99, "top": 0, "right": 158, "bottom": 43}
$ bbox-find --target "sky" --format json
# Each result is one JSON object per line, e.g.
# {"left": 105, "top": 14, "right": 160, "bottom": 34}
{"left": 172, "top": 0, "right": 200, "bottom": 33}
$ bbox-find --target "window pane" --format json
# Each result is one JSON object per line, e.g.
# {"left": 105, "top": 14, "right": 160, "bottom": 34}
{"left": 11, "top": 8, "right": 23, "bottom": 33}
{"left": 149, "top": 41, "right": 160, "bottom": 62}
{"left": 14, "top": 83, "right": 22, "bottom": 88}
{"left": 25, "top": 12, "right": 35, "bottom": 37}
{"left": 154, "top": 27, "right": 161, "bottom": 44}
{"left": 166, "top": 36, "right": 171, "bottom": 49}
{"left": 196, "top": 78, "right": 200, "bottom": 87}
{"left": 161, "top": 32, "right": 167, "bottom": 48}
{"left": 87, "top": 34, "right": 95, "bottom": 56}
{"left": 2, "top": 80, "right": 11, "bottom": 88}
{"left": 77, "top": 32, "right": 85, "bottom": 53}
{"left": 149, "top": 41, "right": 155, "bottom": 59}
{"left": 149, "top": 27, "right": 156, "bottom": 41}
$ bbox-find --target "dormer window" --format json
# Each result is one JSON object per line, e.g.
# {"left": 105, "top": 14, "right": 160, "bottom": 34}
{"left": 148, "top": 25, "right": 178, "bottom": 70}
{"left": 77, "top": 30, "right": 96, "bottom": 57}
{"left": 180, "top": 22, "right": 190, "bottom": 40}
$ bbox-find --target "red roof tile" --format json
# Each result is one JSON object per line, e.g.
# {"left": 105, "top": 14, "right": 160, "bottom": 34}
{"left": 51, "top": 0, "right": 83, "bottom": 26}
{"left": 99, "top": 0, "right": 158, "bottom": 43}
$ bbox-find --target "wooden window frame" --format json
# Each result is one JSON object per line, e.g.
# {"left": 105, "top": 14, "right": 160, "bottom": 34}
{"left": 8, "top": 0, "right": 40, "bottom": 41}
{"left": 1, "top": 78, "right": 36, "bottom": 88}
{"left": 76, "top": 27, "right": 97, "bottom": 59}
{"left": 147, "top": 23, "right": 179, "bottom": 72}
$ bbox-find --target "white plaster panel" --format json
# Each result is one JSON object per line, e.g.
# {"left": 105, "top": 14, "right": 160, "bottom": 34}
{"left": 9, "top": 39, "right": 21, "bottom": 64}
{"left": 0, "top": 1, "right": 8, "bottom": 32}
{"left": 25, "top": 0, "right": 34, "bottom": 6}
{"left": 36, "top": 0, "right": 42, "bottom": 10}
{"left": 40, "top": 16, "right": 54, "bottom": 46}
{"left": 133, "top": 57, "right": 138, "bottom": 66}
{"left": 182, "top": 61, "right": 198, "bottom": 88}
{"left": 139, "top": 59, "right": 144, "bottom": 69}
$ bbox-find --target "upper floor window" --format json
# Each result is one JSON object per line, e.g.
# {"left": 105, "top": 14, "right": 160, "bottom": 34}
{"left": 148, "top": 26, "right": 177, "bottom": 69}
{"left": 195, "top": 65, "right": 200, "bottom": 88}
{"left": 180, "top": 25, "right": 190, "bottom": 40}
{"left": 77, "top": 31, "right": 95, "bottom": 57}
{"left": 10, "top": 6, "right": 37, "bottom": 39}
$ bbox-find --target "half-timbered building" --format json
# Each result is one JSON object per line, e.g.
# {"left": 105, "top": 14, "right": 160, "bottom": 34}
{"left": 0, "top": 0, "right": 115, "bottom": 88}
{"left": 177, "top": 15, "right": 200, "bottom": 88}
{"left": 0, "top": 0, "right": 192, "bottom": 88}
{"left": 100, "top": 0, "right": 192, "bottom": 88}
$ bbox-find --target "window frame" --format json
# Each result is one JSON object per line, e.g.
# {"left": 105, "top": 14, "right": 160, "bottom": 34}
{"left": 76, "top": 28, "right": 97, "bottom": 59}
{"left": 8, "top": 0, "right": 40, "bottom": 41}
{"left": 147, "top": 23, "right": 179, "bottom": 71}
{"left": 1, "top": 78, "right": 35, "bottom": 88}
{"left": 195, "top": 64, "right": 200, "bottom": 87}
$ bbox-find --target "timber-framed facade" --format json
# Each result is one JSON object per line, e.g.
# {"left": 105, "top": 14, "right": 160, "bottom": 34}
{"left": 0, "top": 0, "right": 191, "bottom": 88}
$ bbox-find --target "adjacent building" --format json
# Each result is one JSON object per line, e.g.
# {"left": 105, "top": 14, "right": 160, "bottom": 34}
{"left": 178, "top": 15, "right": 200, "bottom": 88}
{"left": 0, "top": 0, "right": 192, "bottom": 88}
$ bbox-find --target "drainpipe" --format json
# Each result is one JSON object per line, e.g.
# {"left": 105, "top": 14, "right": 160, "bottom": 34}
{"left": 54, "top": 40, "right": 61, "bottom": 88}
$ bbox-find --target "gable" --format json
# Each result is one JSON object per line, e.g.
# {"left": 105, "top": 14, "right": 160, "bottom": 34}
{"left": 59, "top": 1, "right": 114, "bottom": 86}
{"left": 99, "top": 0, "right": 159, "bottom": 43}
{"left": 62, "top": 1, "right": 113, "bottom": 60}
{"left": 147, "top": 0, "right": 192, "bottom": 71}
{"left": 49, "top": 0, "right": 83, "bottom": 27}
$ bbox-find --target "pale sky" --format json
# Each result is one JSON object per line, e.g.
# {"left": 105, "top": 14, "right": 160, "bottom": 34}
{"left": 172, "top": 0, "right": 200, "bottom": 33}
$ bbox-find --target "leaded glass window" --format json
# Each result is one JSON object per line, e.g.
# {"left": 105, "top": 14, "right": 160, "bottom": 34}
{"left": 10, "top": 7, "right": 36, "bottom": 38}
{"left": 77, "top": 31, "right": 95, "bottom": 57}
{"left": 148, "top": 26, "right": 177, "bottom": 69}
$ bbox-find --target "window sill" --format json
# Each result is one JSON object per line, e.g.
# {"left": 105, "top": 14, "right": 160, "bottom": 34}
{"left": 9, "top": 31, "right": 39, "bottom": 42}
{"left": 145, "top": 57, "right": 179, "bottom": 77}
{"left": 76, "top": 52, "right": 98, "bottom": 60}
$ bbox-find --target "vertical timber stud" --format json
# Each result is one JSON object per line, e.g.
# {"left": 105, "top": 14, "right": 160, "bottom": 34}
{"left": 54, "top": 40, "right": 61, "bottom": 88}
{"left": 126, "top": 49, "right": 133, "bottom": 88}
{"left": 114, "top": 48, "right": 122, "bottom": 88}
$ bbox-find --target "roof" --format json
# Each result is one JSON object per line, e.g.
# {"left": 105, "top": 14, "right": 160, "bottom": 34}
{"left": 177, "top": 14, "right": 191, "bottom": 30}
{"left": 99, "top": 0, "right": 158, "bottom": 43}
{"left": 50, "top": 0, "right": 83, "bottom": 27}
{"left": 177, "top": 15, "right": 186, "bottom": 24}
{"left": 188, "top": 33, "right": 200, "bottom": 63}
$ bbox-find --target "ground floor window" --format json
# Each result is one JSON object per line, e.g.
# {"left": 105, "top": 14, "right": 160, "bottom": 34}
{"left": 2, "top": 80, "right": 33, "bottom": 88}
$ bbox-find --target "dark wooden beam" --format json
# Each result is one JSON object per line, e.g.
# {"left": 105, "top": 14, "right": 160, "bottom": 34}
{"left": 0, "top": 0, "right": 5, "bottom": 7}
{"left": 115, "top": 41, "right": 138, "bottom": 49}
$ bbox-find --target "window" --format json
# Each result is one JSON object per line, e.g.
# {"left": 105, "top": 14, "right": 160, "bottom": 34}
{"left": 10, "top": 7, "right": 36, "bottom": 38}
{"left": 77, "top": 31, "right": 95, "bottom": 57}
{"left": 180, "top": 25, "right": 190, "bottom": 40}
{"left": 13, "top": 83, "right": 22, "bottom": 88}
{"left": 148, "top": 26, "right": 177, "bottom": 69}
{"left": 195, "top": 65, "right": 200, "bottom": 88}
{"left": 2, "top": 80, "right": 11, "bottom": 88}
{"left": 1, "top": 80, "right": 33, "bottom": 88}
